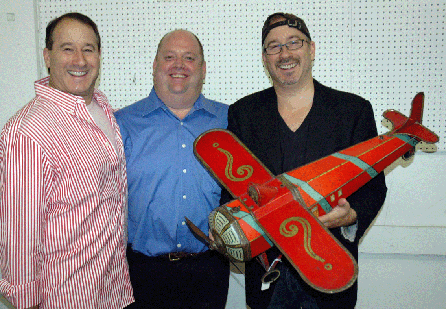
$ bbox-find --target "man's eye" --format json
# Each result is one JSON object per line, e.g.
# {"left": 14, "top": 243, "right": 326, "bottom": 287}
{"left": 267, "top": 45, "right": 280, "bottom": 50}
{"left": 185, "top": 56, "right": 195, "bottom": 61}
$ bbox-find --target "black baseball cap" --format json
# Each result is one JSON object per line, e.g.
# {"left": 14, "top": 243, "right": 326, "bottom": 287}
{"left": 262, "top": 13, "right": 311, "bottom": 45}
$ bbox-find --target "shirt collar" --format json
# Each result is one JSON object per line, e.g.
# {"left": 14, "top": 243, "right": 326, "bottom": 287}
{"left": 141, "top": 87, "right": 219, "bottom": 118}
{"left": 34, "top": 76, "right": 107, "bottom": 115}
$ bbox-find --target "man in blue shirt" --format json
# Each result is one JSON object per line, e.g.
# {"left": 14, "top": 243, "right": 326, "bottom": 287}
{"left": 115, "top": 30, "right": 229, "bottom": 309}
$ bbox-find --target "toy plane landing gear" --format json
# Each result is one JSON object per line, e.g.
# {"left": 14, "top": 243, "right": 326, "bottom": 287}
{"left": 188, "top": 93, "right": 439, "bottom": 293}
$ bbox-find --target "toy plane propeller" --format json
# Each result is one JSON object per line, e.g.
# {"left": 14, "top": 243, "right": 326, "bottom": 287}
{"left": 187, "top": 93, "right": 439, "bottom": 294}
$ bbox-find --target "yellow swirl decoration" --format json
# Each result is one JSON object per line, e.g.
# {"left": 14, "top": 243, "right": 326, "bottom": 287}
{"left": 280, "top": 217, "right": 332, "bottom": 270}
{"left": 214, "top": 145, "right": 253, "bottom": 182}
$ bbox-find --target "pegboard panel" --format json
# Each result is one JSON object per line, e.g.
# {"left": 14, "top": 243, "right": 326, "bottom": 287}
{"left": 36, "top": 0, "right": 445, "bottom": 151}
{"left": 351, "top": 0, "right": 446, "bottom": 140}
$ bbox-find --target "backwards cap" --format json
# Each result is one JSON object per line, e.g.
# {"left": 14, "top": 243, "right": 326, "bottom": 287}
{"left": 262, "top": 13, "right": 311, "bottom": 45}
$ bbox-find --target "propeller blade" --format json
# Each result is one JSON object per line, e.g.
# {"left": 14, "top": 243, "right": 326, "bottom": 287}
{"left": 185, "top": 217, "right": 212, "bottom": 245}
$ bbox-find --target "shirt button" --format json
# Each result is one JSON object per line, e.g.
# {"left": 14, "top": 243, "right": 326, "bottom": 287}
{"left": 182, "top": 195, "right": 187, "bottom": 199}
{"left": 182, "top": 144, "right": 186, "bottom": 148}
{"left": 180, "top": 122, "right": 184, "bottom": 126}
{"left": 177, "top": 244, "right": 182, "bottom": 248}
{"left": 182, "top": 221, "right": 186, "bottom": 225}
{"left": 183, "top": 169, "right": 187, "bottom": 173}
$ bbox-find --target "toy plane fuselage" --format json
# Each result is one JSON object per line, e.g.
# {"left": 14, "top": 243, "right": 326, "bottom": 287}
{"left": 192, "top": 93, "right": 439, "bottom": 293}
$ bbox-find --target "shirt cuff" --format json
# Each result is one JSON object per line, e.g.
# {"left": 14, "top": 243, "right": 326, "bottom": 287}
{"left": 341, "top": 221, "right": 358, "bottom": 242}
{"left": 0, "top": 278, "right": 40, "bottom": 309}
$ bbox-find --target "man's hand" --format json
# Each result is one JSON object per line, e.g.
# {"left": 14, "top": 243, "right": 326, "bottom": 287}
{"left": 318, "top": 198, "right": 357, "bottom": 228}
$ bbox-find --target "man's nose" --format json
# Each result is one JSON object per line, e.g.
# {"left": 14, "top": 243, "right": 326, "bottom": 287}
{"left": 172, "top": 57, "right": 185, "bottom": 68}
{"left": 279, "top": 44, "right": 292, "bottom": 58}
{"left": 72, "top": 50, "right": 87, "bottom": 66}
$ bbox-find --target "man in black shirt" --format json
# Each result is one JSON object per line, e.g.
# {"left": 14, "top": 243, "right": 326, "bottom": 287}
{"left": 222, "top": 12, "right": 387, "bottom": 309}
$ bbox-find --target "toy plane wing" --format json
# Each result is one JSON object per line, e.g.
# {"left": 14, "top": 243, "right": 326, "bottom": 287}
{"left": 194, "top": 128, "right": 274, "bottom": 197}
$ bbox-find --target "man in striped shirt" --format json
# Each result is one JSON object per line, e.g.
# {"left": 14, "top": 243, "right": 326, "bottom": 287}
{"left": 0, "top": 13, "right": 133, "bottom": 309}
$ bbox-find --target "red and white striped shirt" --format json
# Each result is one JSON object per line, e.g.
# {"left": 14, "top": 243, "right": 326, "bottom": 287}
{"left": 0, "top": 77, "right": 134, "bottom": 309}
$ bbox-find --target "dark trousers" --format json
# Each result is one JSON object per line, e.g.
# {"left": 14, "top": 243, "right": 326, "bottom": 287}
{"left": 126, "top": 247, "right": 230, "bottom": 309}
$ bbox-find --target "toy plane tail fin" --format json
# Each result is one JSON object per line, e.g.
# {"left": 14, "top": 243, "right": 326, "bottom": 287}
{"left": 383, "top": 92, "right": 439, "bottom": 146}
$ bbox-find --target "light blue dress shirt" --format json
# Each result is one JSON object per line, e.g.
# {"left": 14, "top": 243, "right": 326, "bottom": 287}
{"left": 115, "top": 88, "right": 228, "bottom": 256}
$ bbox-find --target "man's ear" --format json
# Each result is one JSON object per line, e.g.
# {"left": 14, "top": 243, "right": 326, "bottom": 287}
{"left": 202, "top": 60, "right": 206, "bottom": 80}
{"left": 152, "top": 57, "right": 157, "bottom": 75}
{"left": 43, "top": 48, "right": 51, "bottom": 69}
{"left": 262, "top": 52, "right": 267, "bottom": 66}
{"left": 310, "top": 41, "right": 316, "bottom": 62}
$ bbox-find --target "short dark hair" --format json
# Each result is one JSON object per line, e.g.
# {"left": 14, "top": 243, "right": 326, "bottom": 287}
{"left": 262, "top": 13, "right": 311, "bottom": 46}
{"left": 45, "top": 12, "right": 101, "bottom": 50}
{"left": 156, "top": 30, "right": 205, "bottom": 62}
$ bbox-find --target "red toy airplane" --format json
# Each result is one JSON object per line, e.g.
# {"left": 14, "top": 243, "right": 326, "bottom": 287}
{"left": 189, "top": 93, "right": 439, "bottom": 294}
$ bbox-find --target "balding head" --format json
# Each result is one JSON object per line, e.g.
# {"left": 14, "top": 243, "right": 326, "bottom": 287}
{"left": 156, "top": 29, "right": 204, "bottom": 62}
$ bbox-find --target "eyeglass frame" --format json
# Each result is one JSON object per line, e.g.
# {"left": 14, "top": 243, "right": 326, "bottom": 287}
{"left": 263, "top": 39, "right": 310, "bottom": 55}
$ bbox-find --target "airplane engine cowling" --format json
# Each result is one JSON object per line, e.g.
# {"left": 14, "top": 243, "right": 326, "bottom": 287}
{"left": 208, "top": 199, "right": 273, "bottom": 262}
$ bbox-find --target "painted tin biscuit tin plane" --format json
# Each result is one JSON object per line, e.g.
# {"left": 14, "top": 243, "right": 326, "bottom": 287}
{"left": 187, "top": 93, "right": 439, "bottom": 294}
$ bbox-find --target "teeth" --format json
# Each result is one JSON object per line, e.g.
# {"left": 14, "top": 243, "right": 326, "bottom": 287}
{"left": 171, "top": 74, "right": 186, "bottom": 78}
{"left": 69, "top": 71, "right": 87, "bottom": 77}
{"left": 279, "top": 63, "right": 297, "bottom": 69}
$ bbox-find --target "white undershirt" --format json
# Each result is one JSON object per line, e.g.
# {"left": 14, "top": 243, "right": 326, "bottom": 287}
{"left": 86, "top": 99, "right": 118, "bottom": 154}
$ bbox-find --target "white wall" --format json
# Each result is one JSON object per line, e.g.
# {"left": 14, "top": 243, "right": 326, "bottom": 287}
{"left": 357, "top": 253, "right": 446, "bottom": 309}
{"left": 1, "top": 1, "right": 445, "bottom": 308}
{"left": 0, "top": 0, "right": 39, "bottom": 129}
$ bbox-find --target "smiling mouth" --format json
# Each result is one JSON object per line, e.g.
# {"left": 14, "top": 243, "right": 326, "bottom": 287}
{"left": 279, "top": 63, "right": 298, "bottom": 70}
{"left": 68, "top": 71, "right": 88, "bottom": 77}
{"left": 170, "top": 74, "right": 187, "bottom": 78}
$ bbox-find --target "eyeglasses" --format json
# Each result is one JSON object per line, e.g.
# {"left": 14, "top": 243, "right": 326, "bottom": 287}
{"left": 263, "top": 39, "right": 309, "bottom": 55}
